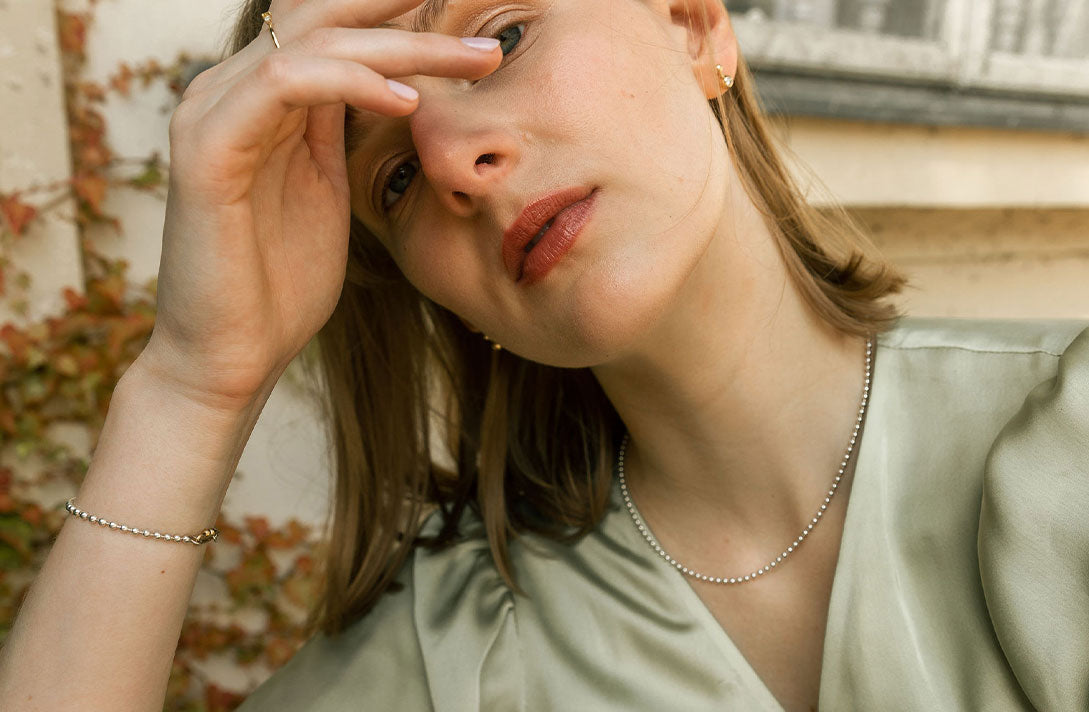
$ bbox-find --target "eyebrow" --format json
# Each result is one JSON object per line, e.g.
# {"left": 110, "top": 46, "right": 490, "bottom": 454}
{"left": 378, "top": 0, "right": 451, "bottom": 34}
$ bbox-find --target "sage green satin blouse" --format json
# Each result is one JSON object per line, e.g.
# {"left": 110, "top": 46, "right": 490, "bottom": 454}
{"left": 236, "top": 317, "right": 1089, "bottom": 711}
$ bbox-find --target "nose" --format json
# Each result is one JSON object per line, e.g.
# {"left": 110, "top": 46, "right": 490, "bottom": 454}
{"left": 408, "top": 89, "right": 522, "bottom": 218}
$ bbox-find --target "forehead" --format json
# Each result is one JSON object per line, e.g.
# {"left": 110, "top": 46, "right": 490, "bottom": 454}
{"left": 378, "top": 0, "right": 451, "bottom": 32}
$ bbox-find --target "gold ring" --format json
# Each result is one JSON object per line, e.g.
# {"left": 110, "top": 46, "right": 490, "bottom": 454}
{"left": 261, "top": 11, "right": 281, "bottom": 49}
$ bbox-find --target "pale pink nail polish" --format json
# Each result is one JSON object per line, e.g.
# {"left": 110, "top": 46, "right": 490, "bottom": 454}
{"left": 461, "top": 37, "right": 500, "bottom": 51}
{"left": 387, "top": 80, "right": 418, "bottom": 101}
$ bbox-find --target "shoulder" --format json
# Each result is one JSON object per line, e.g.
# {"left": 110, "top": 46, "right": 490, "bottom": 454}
{"left": 877, "top": 315, "right": 1087, "bottom": 357}
{"left": 967, "top": 317, "right": 1089, "bottom": 711}
{"left": 872, "top": 316, "right": 1088, "bottom": 424}
{"left": 857, "top": 317, "right": 1089, "bottom": 463}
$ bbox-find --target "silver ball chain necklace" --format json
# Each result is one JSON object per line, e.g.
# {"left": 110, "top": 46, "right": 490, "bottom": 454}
{"left": 617, "top": 336, "right": 873, "bottom": 585}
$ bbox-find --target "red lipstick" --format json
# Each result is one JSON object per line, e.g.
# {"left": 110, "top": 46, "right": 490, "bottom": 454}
{"left": 502, "top": 187, "right": 597, "bottom": 284}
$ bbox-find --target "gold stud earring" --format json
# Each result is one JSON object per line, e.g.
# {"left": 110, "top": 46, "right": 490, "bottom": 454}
{"left": 715, "top": 64, "right": 734, "bottom": 92}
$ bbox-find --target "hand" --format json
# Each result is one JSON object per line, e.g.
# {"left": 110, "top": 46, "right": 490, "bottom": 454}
{"left": 144, "top": 0, "right": 502, "bottom": 411}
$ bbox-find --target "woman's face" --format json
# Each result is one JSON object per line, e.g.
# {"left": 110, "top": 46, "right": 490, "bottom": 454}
{"left": 347, "top": 0, "right": 732, "bottom": 367}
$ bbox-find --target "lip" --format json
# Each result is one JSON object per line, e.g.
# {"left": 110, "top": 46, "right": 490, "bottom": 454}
{"left": 502, "top": 186, "right": 597, "bottom": 284}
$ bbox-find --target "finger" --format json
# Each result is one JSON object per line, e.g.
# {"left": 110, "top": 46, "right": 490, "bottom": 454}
{"left": 193, "top": 27, "right": 500, "bottom": 133}
{"left": 201, "top": 54, "right": 419, "bottom": 167}
{"left": 210, "top": 0, "right": 430, "bottom": 90}
{"left": 275, "top": 0, "right": 430, "bottom": 41}
{"left": 304, "top": 102, "right": 348, "bottom": 182}
{"left": 289, "top": 28, "right": 502, "bottom": 81}
{"left": 206, "top": 23, "right": 500, "bottom": 106}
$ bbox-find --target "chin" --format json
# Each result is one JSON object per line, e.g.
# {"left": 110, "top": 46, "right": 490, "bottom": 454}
{"left": 515, "top": 237, "right": 706, "bottom": 369}
{"left": 509, "top": 168, "right": 727, "bottom": 369}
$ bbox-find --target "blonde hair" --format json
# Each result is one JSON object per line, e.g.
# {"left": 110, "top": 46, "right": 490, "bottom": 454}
{"left": 225, "top": 0, "right": 907, "bottom": 637}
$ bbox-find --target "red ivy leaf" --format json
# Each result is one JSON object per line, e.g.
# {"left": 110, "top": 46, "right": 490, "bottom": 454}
{"left": 0, "top": 193, "right": 39, "bottom": 237}
{"left": 72, "top": 172, "right": 109, "bottom": 216}
{"left": 91, "top": 273, "right": 126, "bottom": 311}
{"left": 216, "top": 523, "right": 243, "bottom": 545}
{"left": 282, "top": 567, "right": 319, "bottom": 609}
{"left": 109, "top": 62, "right": 134, "bottom": 96}
{"left": 20, "top": 504, "right": 43, "bottom": 527}
{"left": 294, "top": 554, "right": 315, "bottom": 574}
{"left": 57, "top": 12, "right": 88, "bottom": 56}
{"left": 138, "top": 58, "right": 164, "bottom": 88}
{"left": 244, "top": 516, "right": 270, "bottom": 543}
{"left": 71, "top": 113, "right": 112, "bottom": 172}
{"left": 62, "top": 287, "right": 88, "bottom": 311}
{"left": 105, "top": 312, "right": 154, "bottom": 361}
{"left": 0, "top": 324, "right": 30, "bottom": 363}
{"left": 264, "top": 520, "right": 310, "bottom": 549}
{"left": 0, "top": 411, "right": 15, "bottom": 437}
{"left": 78, "top": 81, "right": 107, "bottom": 103}
{"left": 203, "top": 682, "right": 246, "bottom": 712}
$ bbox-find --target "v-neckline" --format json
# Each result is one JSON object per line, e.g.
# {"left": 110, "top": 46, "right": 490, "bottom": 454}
{"left": 607, "top": 337, "right": 883, "bottom": 711}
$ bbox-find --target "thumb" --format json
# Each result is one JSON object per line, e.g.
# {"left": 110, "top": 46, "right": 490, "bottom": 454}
{"left": 304, "top": 102, "right": 347, "bottom": 182}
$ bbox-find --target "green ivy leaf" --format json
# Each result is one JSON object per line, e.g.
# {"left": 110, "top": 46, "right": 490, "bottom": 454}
{"left": 20, "top": 373, "right": 49, "bottom": 403}
{"left": 0, "top": 514, "right": 34, "bottom": 560}
{"left": 129, "top": 160, "right": 163, "bottom": 189}
{"left": 25, "top": 346, "right": 47, "bottom": 370}
{"left": 0, "top": 543, "right": 25, "bottom": 569}
{"left": 13, "top": 440, "right": 36, "bottom": 460}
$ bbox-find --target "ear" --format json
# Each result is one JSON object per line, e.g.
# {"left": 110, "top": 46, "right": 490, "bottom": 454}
{"left": 665, "top": 0, "right": 738, "bottom": 100}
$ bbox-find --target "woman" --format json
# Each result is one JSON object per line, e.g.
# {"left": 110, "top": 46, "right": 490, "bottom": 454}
{"left": 1, "top": 0, "right": 1086, "bottom": 710}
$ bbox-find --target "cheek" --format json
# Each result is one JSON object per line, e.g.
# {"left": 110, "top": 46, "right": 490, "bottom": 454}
{"left": 395, "top": 226, "right": 487, "bottom": 317}
{"left": 540, "top": 7, "right": 712, "bottom": 188}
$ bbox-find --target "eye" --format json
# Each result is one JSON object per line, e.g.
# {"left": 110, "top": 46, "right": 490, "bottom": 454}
{"left": 495, "top": 21, "right": 526, "bottom": 57}
{"left": 380, "top": 157, "right": 420, "bottom": 213}
{"left": 375, "top": 20, "right": 529, "bottom": 215}
{"left": 476, "top": 20, "right": 528, "bottom": 80}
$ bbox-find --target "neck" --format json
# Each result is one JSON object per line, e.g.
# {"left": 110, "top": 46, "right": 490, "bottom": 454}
{"left": 591, "top": 190, "right": 871, "bottom": 560}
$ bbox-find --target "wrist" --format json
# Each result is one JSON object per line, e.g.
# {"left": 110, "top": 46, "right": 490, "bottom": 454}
{"left": 126, "top": 342, "right": 279, "bottom": 418}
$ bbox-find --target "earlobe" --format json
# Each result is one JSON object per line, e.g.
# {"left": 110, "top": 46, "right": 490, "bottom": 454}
{"left": 459, "top": 318, "right": 503, "bottom": 351}
{"left": 666, "top": 0, "right": 739, "bottom": 99}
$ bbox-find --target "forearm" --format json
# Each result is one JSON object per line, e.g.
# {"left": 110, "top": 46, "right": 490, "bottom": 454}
{"left": 0, "top": 353, "right": 273, "bottom": 711}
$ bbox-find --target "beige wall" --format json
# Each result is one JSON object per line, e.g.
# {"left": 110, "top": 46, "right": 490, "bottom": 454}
{"left": 0, "top": 0, "right": 83, "bottom": 325}
{"left": 853, "top": 207, "right": 1089, "bottom": 320}
{"left": 775, "top": 116, "right": 1089, "bottom": 208}
{"left": 772, "top": 116, "right": 1089, "bottom": 322}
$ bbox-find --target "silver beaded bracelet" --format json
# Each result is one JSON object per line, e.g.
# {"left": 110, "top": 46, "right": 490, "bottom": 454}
{"left": 64, "top": 497, "right": 220, "bottom": 545}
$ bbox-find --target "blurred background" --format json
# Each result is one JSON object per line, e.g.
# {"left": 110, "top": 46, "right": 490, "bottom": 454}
{"left": 1, "top": 0, "right": 1086, "bottom": 708}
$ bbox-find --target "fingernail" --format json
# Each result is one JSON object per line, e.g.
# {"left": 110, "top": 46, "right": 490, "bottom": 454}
{"left": 461, "top": 37, "right": 500, "bottom": 51}
{"left": 386, "top": 79, "right": 418, "bottom": 101}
